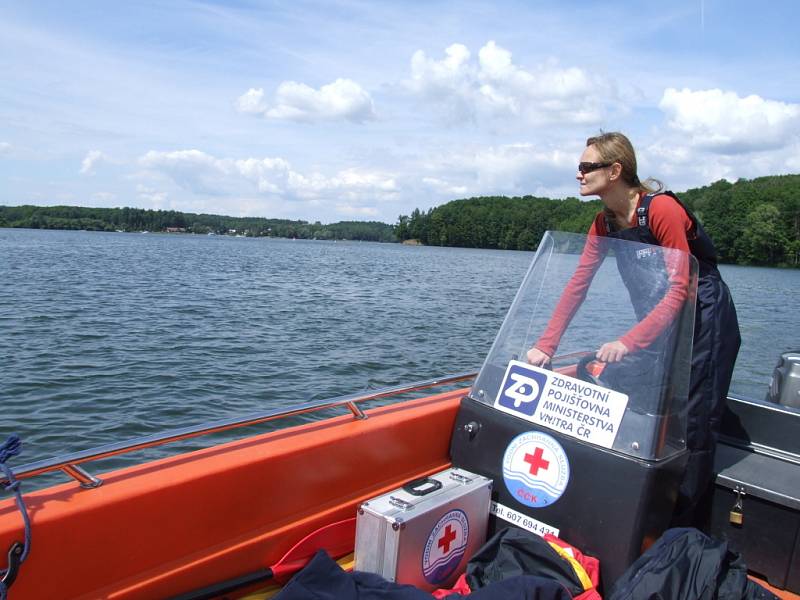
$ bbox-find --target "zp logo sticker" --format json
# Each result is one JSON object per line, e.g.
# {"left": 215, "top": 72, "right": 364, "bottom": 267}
{"left": 502, "top": 431, "right": 570, "bottom": 508}
{"left": 496, "top": 362, "right": 548, "bottom": 417}
{"left": 422, "top": 510, "right": 469, "bottom": 585}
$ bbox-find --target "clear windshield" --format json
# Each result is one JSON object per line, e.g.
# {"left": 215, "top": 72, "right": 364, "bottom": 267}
{"left": 470, "top": 231, "right": 698, "bottom": 461}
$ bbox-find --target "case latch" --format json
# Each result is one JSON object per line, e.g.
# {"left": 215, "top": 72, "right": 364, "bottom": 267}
{"left": 389, "top": 496, "right": 415, "bottom": 511}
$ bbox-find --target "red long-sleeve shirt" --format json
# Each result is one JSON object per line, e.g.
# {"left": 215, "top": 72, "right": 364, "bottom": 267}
{"left": 535, "top": 193, "right": 693, "bottom": 356}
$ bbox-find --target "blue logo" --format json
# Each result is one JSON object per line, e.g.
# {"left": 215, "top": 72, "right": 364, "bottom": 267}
{"left": 502, "top": 432, "right": 570, "bottom": 508}
{"left": 497, "top": 363, "right": 548, "bottom": 417}
{"left": 422, "top": 510, "right": 469, "bottom": 585}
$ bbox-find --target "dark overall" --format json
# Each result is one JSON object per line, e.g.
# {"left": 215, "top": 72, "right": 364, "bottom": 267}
{"left": 604, "top": 192, "right": 741, "bottom": 526}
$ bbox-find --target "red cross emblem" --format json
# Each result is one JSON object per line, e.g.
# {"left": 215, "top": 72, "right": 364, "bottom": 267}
{"left": 524, "top": 447, "right": 550, "bottom": 475}
{"left": 438, "top": 524, "right": 457, "bottom": 553}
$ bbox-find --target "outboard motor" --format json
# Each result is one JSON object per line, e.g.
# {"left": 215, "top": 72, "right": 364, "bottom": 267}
{"left": 766, "top": 351, "right": 800, "bottom": 408}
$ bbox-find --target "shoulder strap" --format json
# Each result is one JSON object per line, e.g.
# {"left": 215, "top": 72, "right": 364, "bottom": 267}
{"left": 603, "top": 212, "right": 614, "bottom": 233}
{"left": 636, "top": 193, "right": 656, "bottom": 228}
{"left": 606, "top": 191, "right": 672, "bottom": 232}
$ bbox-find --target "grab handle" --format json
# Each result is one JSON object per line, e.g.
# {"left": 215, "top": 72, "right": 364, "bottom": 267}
{"left": 402, "top": 476, "right": 442, "bottom": 496}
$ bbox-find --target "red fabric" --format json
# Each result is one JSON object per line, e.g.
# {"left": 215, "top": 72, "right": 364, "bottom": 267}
{"left": 431, "top": 573, "right": 471, "bottom": 598}
{"left": 535, "top": 193, "right": 692, "bottom": 356}
{"left": 431, "top": 537, "right": 601, "bottom": 598}
{"left": 544, "top": 534, "right": 602, "bottom": 600}
{"left": 574, "top": 589, "right": 603, "bottom": 600}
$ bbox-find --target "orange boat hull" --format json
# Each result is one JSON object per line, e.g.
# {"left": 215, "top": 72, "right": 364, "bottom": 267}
{"left": 0, "top": 390, "right": 463, "bottom": 599}
{"left": 2, "top": 388, "right": 798, "bottom": 600}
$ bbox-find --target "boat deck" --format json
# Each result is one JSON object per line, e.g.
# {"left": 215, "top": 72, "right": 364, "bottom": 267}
{"left": 2, "top": 380, "right": 799, "bottom": 599}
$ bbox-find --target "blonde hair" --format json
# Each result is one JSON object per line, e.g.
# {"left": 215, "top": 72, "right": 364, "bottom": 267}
{"left": 586, "top": 132, "right": 662, "bottom": 194}
{"left": 587, "top": 131, "right": 663, "bottom": 231}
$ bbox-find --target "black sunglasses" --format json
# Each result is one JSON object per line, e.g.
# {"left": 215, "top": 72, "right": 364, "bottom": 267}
{"left": 578, "top": 161, "right": 613, "bottom": 174}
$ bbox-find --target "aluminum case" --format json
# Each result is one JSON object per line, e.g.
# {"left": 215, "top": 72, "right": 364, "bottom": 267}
{"left": 354, "top": 467, "right": 492, "bottom": 591}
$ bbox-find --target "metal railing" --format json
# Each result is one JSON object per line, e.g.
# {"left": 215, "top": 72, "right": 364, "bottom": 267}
{"left": 3, "top": 371, "right": 477, "bottom": 489}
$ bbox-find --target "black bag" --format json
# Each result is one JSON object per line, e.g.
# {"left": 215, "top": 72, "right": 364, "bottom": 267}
{"left": 465, "top": 527, "right": 585, "bottom": 598}
{"left": 608, "top": 528, "right": 779, "bottom": 600}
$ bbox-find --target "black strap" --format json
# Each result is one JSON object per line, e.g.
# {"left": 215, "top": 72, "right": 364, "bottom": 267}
{"left": 636, "top": 193, "right": 656, "bottom": 227}
{"left": 604, "top": 193, "right": 655, "bottom": 233}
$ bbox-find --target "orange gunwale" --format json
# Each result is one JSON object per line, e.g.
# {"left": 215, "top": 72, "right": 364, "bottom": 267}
{"left": 0, "top": 389, "right": 463, "bottom": 599}
{"left": 2, "top": 387, "right": 798, "bottom": 599}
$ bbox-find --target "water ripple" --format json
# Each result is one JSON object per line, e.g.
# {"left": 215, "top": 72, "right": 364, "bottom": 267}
{"left": 1, "top": 229, "right": 798, "bottom": 491}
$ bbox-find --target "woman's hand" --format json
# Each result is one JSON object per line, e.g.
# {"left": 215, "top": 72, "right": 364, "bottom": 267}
{"left": 526, "top": 346, "right": 551, "bottom": 366}
{"left": 596, "top": 340, "right": 630, "bottom": 363}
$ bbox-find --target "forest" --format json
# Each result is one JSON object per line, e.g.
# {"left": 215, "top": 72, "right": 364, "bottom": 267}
{"left": 3, "top": 174, "right": 798, "bottom": 265}
{"left": 0, "top": 205, "right": 396, "bottom": 243}
{"left": 395, "top": 174, "right": 800, "bottom": 266}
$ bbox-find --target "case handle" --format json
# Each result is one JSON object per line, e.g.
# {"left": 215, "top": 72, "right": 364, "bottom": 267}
{"left": 402, "top": 476, "right": 442, "bottom": 496}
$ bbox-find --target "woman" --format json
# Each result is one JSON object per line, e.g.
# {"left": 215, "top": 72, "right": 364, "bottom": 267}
{"left": 527, "top": 132, "right": 740, "bottom": 527}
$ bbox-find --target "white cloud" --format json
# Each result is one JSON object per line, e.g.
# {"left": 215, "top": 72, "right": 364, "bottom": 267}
{"left": 80, "top": 150, "right": 110, "bottom": 175}
{"left": 471, "top": 143, "right": 572, "bottom": 188}
{"left": 422, "top": 177, "right": 469, "bottom": 196}
{"left": 0, "top": 142, "right": 11, "bottom": 155}
{"left": 140, "top": 149, "right": 219, "bottom": 170}
{"left": 235, "top": 78, "right": 375, "bottom": 123}
{"left": 420, "top": 142, "right": 576, "bottom": 198}
{"left": 234, "top": 157, "right": 294, "bottom": 194}
{"left": 139, "top": 149, "right": 230, "bottom": 194}
{"left": 326, "top": 168, "right": 397, "bottom": 195}
{"left": 659, "top": 88, "right": 800, "bottom": 153}
{"left": 633, "top": 89, "right": 800, "bottom": 190}
{"left": 235, "top": 88, "right": 268, "bottom": 114}
{"left": 642, "top": 140, "right": 733, "bottom": 187}
{"left": 138, "top": 149, "right": 397, "bottom": 207}
{"left": 136, "top": 184, "right": 168, "bottom": 209}
{"left": 409, "top": 43, "right": 475, "bottom": 119}
{"left": 335, "top": 204, "right": 379, "bottom": 217}
{"left": 92, "top": 192, "right": 117, "bottom": 203}
{"left": 787, "top": 144, "right": 800, "bottom": 172}
{"left": 638, "top": 134, "right": 800, "bottom": 195}
{"left": 408, "top": 41, "right": 615, "bottom": 125}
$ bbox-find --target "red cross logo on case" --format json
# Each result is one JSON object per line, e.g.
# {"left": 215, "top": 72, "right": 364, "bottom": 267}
{"left": 438, "top": 524, "right": 457, "bottom": 553}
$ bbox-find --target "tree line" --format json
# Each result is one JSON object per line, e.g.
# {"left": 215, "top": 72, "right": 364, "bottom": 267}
{"left": 395, "top": 174, "right": 800, "bottom": 267}
{"left": 3, "top": 173, "right": 798, "bottom": 265}
{"left": 679, "top": 175, "right": 799, "bottom": 266}
{"left": 0, "top": 205, "right": 396, "bottom": 243}
{"left": 396, "top": 195, "right": 602, "bottom": 252}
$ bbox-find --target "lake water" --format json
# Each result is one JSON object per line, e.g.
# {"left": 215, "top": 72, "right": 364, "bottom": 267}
{"left": 2, "top": 228, "right": 798, "bottom": 489}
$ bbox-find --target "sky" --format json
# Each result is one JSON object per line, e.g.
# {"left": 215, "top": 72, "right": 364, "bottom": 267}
{"left": 1, "top": 0, "right": 799, "bottom": 224}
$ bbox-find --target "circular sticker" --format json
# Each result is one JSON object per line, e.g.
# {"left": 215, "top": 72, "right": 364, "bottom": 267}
{"left": 422, "top": 509, "right": 469, "bottom": 585}
{"left": 502, "top": 431, "right": 570, "bottom": 508}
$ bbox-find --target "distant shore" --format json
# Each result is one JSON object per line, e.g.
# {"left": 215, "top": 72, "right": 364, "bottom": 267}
{"left": 0, "top": 205, "right": 396, "bottom": 243}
